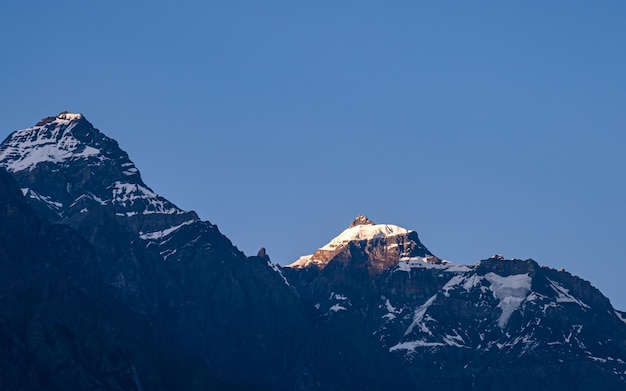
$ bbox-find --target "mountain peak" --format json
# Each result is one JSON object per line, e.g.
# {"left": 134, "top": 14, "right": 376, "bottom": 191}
{"left": 35, "top": 111, "right": 84, "bottom": 126}
{"left": 56, "top": 110, "right": 84, "bottom": 121}
{"left": 1, "top": 112, "right": 101, "bottom": 173}
{"left": 350, "top": 214, "right": 375, "bottom": 228}
{"left": 0, "top": 112, "right": 193, "bottom": 228}
{"left": 287, "top": 218, "right": 433, "bottom": 272}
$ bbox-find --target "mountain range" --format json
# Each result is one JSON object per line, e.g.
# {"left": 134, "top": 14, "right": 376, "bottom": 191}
{"left": 1, "top": 112, "right": 625, "bottom": 390}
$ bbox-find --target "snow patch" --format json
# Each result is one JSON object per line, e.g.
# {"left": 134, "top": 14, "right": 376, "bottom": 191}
{"left": 404, "top": 294, "right": 438, "bottom": 336}
{"left": 22, "top": 189, "right": 63, "bottom": 214}
{"left": 111, "top": 181, "right": 157, "bottom": 204}
{"left": 56, "top": 112, "right": 83, "bottom": 121}
{"left": 382, "top": 313, "right": 396, "bottom": 321}
{"left": 383, "top": 298, "right": 401, "bottom": 321}
{"left": 89, "top": 192, "right": 108, "bottom": 205}
{"left": 285, "top": 254, "right": 314, "bottom": 268}
{"left": 390, "top": 340, "right": 444, "bottom": 352}
{"left": 123, "top": 167, "right": 139, "bottom": 176}
{"left": 0, "top": 120, "right": 102, "bottom": 172}
{"left": 484, "top": 273, "right": 532, "bottom": 328}
{"left": 525, "top": 292, "right": 546, "bottom": 302}
{"left": 396, "top": 257, "right": 471, "bottom": 273}
{"left": 440, "top": 273, "right": 486, "bottom": 297}
{"left": 160, "top": 249, "right": 177, "bottom": 261}
{"left": 396, "top": 256, "right": 432, "bottom": 271}
{"left": 329, "top": 304, "right": 347, "bottom": 312}
{"left": 385, "top": 299, "right": 397, "bottom": 313}
{"left": 139, "top": 220, "right": 195, "bottom": 240}
{"left": 268, "top": 262, "right": 291, "bottom": 287}
{"left": 70, "top": 192, "right": 109, "bottom": 207}
{"left": 320, "top": 224, "right": 410, "bottom": 251}
{"left": 615, "top": 311, "right": 626, "bottom": 326}
{"left": 443, "top": 333, "right": 467, "bottom": 348}
{"left": 110, "top": 181, "right": 183, "bottom": 215}
{"left": 442, "top": 275, "right": 465, "bottom": 297}
{"left": 547, "top": 278, "right": 590, "bottom": 309}
{"left": 445, "top": 263, "right": 473, "bottom": 272}
{"left": 331, "top": 293, "right": 349, "bottom": 301}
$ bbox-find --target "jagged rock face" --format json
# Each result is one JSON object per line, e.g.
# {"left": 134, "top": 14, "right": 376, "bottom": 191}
{"left": 0, "top": 170, "right": 238, "bottom": 391}
{"left": 349, "top": 214, "right": 375, "bottom": 227}
{"left": 285, "top": 219, "right": 626, "bottom": 390}
{"left": 289, "top": 216, "right": 435, "bottom": 275}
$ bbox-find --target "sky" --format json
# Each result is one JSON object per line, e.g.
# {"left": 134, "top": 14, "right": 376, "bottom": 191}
{"left": 1, "top": 2, "right": 625, "bottom": 309}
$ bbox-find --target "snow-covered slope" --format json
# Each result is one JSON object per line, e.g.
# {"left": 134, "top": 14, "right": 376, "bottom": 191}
{"left": 0, "top": 111, "right": 194, "bottom": 230}
{"left": 320, "top": 223, "right": 410, "bottom": 250}
{"left": 0, "top": 112, "right": 102, "bottom": 172}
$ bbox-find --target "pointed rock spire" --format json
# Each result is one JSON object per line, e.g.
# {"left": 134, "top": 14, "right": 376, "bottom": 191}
{"left": 349, "top": 215, "right": 375, "bottom": 228}
{"left": 257, "top": 247, "right": 268, "bottom": 259}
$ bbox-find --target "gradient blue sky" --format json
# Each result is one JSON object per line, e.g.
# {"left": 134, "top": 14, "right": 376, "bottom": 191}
{"left": 2, "top": 2, "right": 625, "bottom": 309}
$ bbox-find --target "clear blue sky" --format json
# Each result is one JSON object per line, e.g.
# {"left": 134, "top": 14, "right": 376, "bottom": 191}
{"left": 2, "top": 2, "right": 625, "bottom": 309}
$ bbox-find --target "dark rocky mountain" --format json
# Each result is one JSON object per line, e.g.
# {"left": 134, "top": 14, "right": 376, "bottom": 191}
{"left": 284, "top": 216, "right": 626, "bottom": 390}
{"left": 0, "top": 169, "right": 237, "bottom": 390}
{"left": 1, "top": 112, "right": 625, "bottom": 390}
{"left": 0, "top": 112, "right": 410, "bottom": 390}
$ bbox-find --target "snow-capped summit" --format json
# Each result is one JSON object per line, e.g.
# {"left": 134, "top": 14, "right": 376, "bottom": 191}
{"left": 56, "top": 111, "right": 84, "bottom": 121}
{"left": 34, "top": 110, "right": 84, "bottom": 126}
{"left": 0, "top": 111, "right": 98, "bottom": 173}
{"left": 287, "top": 215, "right": 433, "bottom": 273}
{"left": 0, "top": 112, "right": 195, "bottom": 231}
{"left": 319, "top": 222, "right": 410, "bottom": 251}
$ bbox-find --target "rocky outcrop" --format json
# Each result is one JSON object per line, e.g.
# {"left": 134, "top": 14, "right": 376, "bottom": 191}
{"left": 349, "top": 214, "right": 375, "bottom": 227}
{"left": 288, "top": 216, "right": 435, "bottom": 275}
